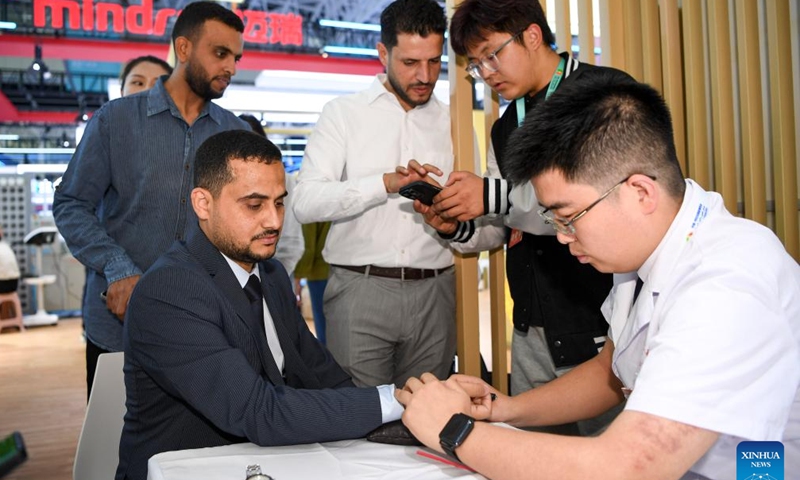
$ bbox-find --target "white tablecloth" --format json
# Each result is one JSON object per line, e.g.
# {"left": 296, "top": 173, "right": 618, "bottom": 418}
{"left": 147, "top": 439, "right": 487, "bottom": 480}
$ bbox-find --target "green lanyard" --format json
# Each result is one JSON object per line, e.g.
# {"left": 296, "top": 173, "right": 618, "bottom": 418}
{"left": 515, "top": 56, "right": 567, "bottom": 127}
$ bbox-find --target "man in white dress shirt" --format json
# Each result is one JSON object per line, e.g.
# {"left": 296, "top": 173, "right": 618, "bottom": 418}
{"left": 293, "top": 0, "right": 455, "bottom": 387}
{"left": 397, "top": 75, "right": 800, "bottom": 479}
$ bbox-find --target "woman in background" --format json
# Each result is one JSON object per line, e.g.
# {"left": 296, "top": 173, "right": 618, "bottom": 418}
{"left": 120, "top": 55, "right": 172, "bottom": 97}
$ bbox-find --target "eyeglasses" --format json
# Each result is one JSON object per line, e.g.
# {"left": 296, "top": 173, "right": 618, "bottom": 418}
{"left": 538, "top": 175, "right": 655, "bottom": 235}
{"left": 466, "top": 30, "right": 524, "bottom": 80}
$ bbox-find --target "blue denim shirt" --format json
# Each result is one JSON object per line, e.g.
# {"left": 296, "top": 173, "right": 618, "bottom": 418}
{"left": 54, "top": 77, "right": 248, "bottom": 351}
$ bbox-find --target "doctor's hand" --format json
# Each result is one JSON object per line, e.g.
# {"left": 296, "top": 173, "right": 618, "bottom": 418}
{"left": 412, "top": 200, "right": 458, "bottom": 235}
{"left": 396, "top": 373, "right": 492, "bottom": 452}
{"left": 384, "top": 159, "right": 443, "bottom": 194}
{"left": 106, "top": 274, "right": 141, "bottom": 322}
{"left": 450, "top": 374, "right": 509, "bottom": 423}
{"left": 433, "top": 171, "right": 485, "bottom": 222}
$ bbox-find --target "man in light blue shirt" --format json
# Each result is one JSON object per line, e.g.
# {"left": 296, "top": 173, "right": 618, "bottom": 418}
{"left": 53, "top": 1, "right": 249, "bottom": 398}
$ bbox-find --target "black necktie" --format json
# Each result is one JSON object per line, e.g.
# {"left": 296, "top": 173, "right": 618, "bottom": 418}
{"left": 243, "top": 274, "right": 265, "bottom": 334}
{"left": 632, "top": 276, "right": 644, "bottom": 307}
{"left": 243, "top": 274, "right": 285, "bottom": 385}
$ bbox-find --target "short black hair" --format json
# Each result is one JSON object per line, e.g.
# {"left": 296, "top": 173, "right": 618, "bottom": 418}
{"left": 380, "top": 0, "right": 446, "bottom": 50}
{"left": 450, "top": 0, "right": 555, "bottom": 56}
{"left": 119, "top": 55, "right": 173, "bottom": 84}
{"left": 194, "top": 130, "right": 282, "bottom": 197}
{"left": 171, "top": 1, "right": 244, "bottom": 47}
{"left": 504, "top": 72, "right": 686, "bottom": 199}
{"left": 238, "top": 114, "right": 267, "bottom": 137}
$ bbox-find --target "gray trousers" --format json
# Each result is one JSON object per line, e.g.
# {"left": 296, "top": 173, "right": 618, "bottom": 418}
{"left": 511, "top": 326, "right": 624, "bottom": 436}
{"left": 324, "top": 266, "right": 456, "bottom": 388}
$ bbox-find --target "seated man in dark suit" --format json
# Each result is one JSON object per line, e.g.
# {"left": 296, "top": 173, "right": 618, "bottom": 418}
{"left": 116, "top": 130, "right": 405, "bottom": 480}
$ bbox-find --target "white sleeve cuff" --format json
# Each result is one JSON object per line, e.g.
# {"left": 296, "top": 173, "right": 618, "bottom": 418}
{"left": 376, "top": 384, "right": 404, "bottom": 423}
{"left": 357, "top": 174, "right": 389, "bottom": 206}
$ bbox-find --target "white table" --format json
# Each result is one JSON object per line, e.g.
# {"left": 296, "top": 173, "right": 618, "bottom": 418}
{"left": 148, "top": 438, "right": 486, "bottom": 480}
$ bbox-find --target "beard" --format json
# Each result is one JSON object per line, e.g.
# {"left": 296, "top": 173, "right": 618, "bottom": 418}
{"left": 215, "top": 228, "right": 280, "bottom": 266}
{"left": 185, "top": 59, "right": 224, "bottom": 101}
{"left": 386, "top": 69, "right": 433, "bottom": 109}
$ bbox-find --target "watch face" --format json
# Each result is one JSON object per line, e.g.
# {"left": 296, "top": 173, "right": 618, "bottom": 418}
{"left": 439, "top": 413, "right": 475, "bottom": 453}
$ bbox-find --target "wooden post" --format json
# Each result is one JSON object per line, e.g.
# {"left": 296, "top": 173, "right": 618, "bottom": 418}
{"left": 681, "top": 0, "right": 710, "bottom": 187}
{"left": 483, "top": 84, "right": 508, "bottom": 394}
{"left": 765, "top": 0, "right": 800, "bottom": 259}
{"left": 734, "top": 0, "right": 767, "bottom": 224}
{"left": 659, "top": 0, "right": 687, "bottom": 174}
{"left": 707, "top": 0, "right": 738, "bottom": 214}
{"left": 446, "top": 0, "right": 481, "bottom": 377}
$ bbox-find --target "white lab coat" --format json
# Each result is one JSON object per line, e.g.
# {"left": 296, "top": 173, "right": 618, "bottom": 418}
{"left": 602, "top": 180, "right": 800, "bottom": 479}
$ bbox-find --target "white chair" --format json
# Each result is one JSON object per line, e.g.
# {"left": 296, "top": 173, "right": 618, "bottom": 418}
{"left": 73, "top": 352, "right": 126, "bottom": 480}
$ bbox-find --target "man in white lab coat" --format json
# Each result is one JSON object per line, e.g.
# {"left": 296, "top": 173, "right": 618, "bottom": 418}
{"left": 398, "top": 73, "right": 800, "bottom": 480}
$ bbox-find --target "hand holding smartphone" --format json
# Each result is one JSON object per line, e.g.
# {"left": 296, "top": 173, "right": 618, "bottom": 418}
{"left": 398, "top": 181, "right": 442, "bottom": 206}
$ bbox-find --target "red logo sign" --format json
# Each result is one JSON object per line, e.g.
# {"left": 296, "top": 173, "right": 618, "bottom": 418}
{"left": 33, "top": 0, "right": 303, "bottom": 46}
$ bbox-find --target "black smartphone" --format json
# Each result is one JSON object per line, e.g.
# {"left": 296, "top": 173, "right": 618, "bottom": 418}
{"left": 399, "top": 181, "right": 442, "bottom": 206}
{"left": 0, "top": 431, "right": 27, "bottom": 478}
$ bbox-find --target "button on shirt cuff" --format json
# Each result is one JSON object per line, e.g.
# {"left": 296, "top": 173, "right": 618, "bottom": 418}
{"left": 376, "top": 384, "right": 404, "bottom": 423}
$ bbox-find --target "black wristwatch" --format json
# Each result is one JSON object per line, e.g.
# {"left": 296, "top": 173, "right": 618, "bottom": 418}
{"left": 439, "top": 413, "right": 475, "bottom": 461}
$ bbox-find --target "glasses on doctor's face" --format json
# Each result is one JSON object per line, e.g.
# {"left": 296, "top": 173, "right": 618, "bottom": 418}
{"left": 465, "top": 30, "right": 524, "bottom": 80}
{"left": 538, "top": 175, "right": 656, "bottom": 236}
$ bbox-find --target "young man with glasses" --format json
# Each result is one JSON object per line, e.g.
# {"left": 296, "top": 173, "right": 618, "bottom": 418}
{"left": 415, "top": 0, "right": 633, "bottom": 435}
{"left": 398, "top": 74, "right": 800, "bottom": 480}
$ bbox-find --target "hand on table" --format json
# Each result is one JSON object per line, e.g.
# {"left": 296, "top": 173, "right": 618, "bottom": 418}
{"left": 395, "top": 372, "right": 492, "bottom": 453}
{"left": 449, "top": 374, "right": 509, "bottom": 423}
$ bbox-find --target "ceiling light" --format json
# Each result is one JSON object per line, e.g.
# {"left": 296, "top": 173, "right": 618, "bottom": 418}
{"left": 322, "top": 46, "right": 378, "bottom": 57}
{"left": 28, "top": 45, "right": 51, "bottom": 81}
{"left": 318, "top": 19, "right": 380, "bottom": 32}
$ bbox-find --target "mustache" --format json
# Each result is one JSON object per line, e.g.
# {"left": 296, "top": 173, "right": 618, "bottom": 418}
{"left": 409, "top": 82, "right": 433, "bottom": 88}
{"left": 252, "top": 229, "right": 280, "bottom": 241}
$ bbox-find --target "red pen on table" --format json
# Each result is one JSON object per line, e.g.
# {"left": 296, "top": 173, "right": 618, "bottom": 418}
{"left": 415, "top": 449, "right": 477, "bottom": 473}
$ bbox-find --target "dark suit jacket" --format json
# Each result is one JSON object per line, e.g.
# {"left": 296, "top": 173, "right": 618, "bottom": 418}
{"left": 116, "top": 223, "right": 383, "bottom": 480}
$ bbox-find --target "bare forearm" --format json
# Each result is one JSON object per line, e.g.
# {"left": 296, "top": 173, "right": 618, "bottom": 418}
{"left": 454, "top": 412, "right": 717, "bottom": 480}
{"left": 501, "top": 347, "right": 624, "bottom": 427}
{"left": 456, "top": 423, "right": 609, "bottom": 479}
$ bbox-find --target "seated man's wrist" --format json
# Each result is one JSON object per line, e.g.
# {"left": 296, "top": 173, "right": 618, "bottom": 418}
{"left": 377, "top": 384, "right": 404, "bottom": 423}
